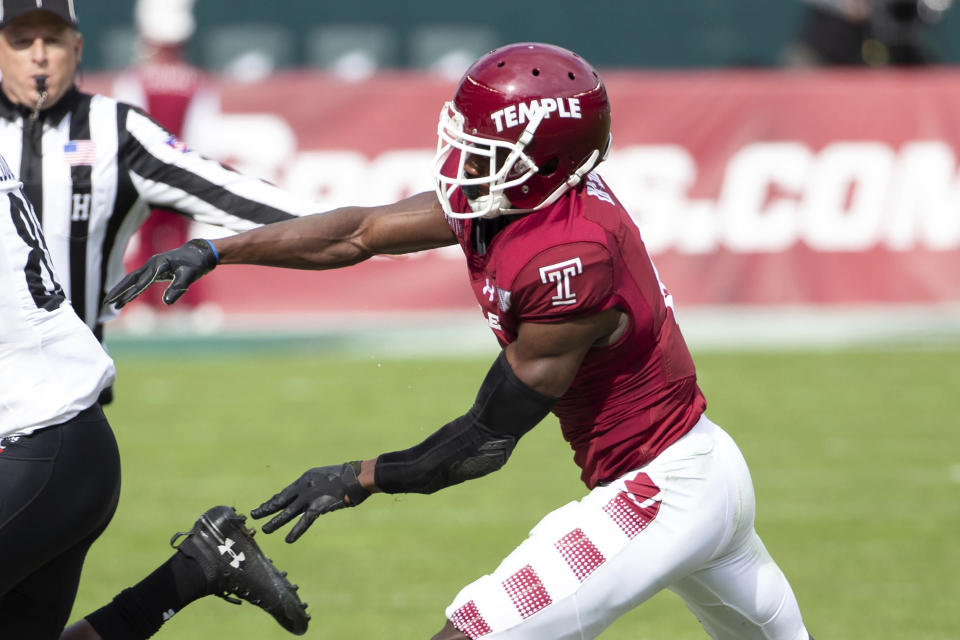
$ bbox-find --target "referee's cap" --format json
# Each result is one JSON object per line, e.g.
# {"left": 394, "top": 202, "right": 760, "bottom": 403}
{"left": 0, "top": 0, "right": 79, "bottom": 29}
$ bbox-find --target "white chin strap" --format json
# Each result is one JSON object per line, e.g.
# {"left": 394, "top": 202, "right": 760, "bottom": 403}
{"left": 468, "top": 192, "right": 513, "bottom": 218}
{"left": 500, "top": 132, "right": 611, "bottom": 215}
{"left": 494, "top": 146, "right": 604, "bottom": 216}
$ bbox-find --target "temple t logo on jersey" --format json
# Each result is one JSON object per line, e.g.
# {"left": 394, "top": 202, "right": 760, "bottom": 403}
{"left": 490, "top": 98, "right": 582, "bottom": 133}
{"left": 539, "top": 257, "right": 583, "bottom": 306}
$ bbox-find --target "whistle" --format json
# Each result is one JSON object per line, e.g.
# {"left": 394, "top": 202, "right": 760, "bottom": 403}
{"left": 31, "top": 76, "right": 48, "bottom": 119}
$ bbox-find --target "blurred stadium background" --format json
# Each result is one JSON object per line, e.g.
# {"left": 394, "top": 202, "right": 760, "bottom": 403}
{"left": 74, "top": 0, "right": 960, "bottom": 73}
{"left": 66, "top": 1, "right": 958, "bottom": 639}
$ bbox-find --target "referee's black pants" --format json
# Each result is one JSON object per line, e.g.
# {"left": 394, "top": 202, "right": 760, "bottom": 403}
{"left": 0, "top": 404, "right": 121, "bottom": 639}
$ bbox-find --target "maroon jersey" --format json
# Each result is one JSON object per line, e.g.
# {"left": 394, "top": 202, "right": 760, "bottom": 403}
{"left": 135, "top": 60, "right": 203, "bottom": 137}
{"left": 447, "top": 173, "right": 707, "bottom": 488}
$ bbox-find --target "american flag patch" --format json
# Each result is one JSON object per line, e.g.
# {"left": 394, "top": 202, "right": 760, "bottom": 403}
{"left": 166, "top": 135, "right": 189, "bottom": 152}
{"left": 63, "top": 140, "right": 96, "bottom": 165}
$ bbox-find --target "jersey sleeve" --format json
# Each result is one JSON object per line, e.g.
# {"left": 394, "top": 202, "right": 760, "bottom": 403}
{"left": 118, "top": 105, "right": 316, "bottom": 231}
{"left": 510, "top": 241, "right": 616, "bottom": 323}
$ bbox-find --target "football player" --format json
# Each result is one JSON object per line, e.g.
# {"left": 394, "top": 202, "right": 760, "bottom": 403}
{"left": 107, "top": 42, "right": 815, "bottom": 640}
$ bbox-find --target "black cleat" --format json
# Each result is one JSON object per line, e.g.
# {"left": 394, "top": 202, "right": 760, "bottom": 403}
{"left": 171, "top": 505, "right": 310, "bottom": 635}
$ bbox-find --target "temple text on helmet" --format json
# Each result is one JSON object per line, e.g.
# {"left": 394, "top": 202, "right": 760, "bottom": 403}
{"left": 489, "top": 98, "right": 582, "bottom": 133}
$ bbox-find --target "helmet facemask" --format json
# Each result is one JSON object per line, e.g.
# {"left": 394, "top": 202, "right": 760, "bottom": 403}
{"left": 433, "top": 42, "right": 613, "bottom": 220}
{"left": 433, "top": 101, "right": 544, "bottom": 219}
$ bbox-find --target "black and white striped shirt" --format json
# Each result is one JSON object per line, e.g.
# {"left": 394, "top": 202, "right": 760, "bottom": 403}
{"left": 0, "top": 85, "right": 313, "bottom": 340}
{"left": 0, "top": 151, "right": 115, "bottom": 437}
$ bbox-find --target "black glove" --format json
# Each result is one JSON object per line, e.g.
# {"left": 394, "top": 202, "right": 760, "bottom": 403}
{"left": 252, "top": 462, "right": 370, "bottom": 543}
{"left": 104, "top": 238, "right": 219, "bottom": 308}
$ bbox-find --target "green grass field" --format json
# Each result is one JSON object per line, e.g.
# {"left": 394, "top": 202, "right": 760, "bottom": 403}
{"left": 67, "top": 343, "right": 960, "bottom": 639}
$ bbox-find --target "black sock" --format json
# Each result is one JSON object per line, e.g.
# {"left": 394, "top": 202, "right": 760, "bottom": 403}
{"left": 84, "top": 552, "right": 208, "bottom": 639}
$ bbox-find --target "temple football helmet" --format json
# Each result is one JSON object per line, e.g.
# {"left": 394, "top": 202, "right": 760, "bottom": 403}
{"left": 434, "top": 42, "right": 612, "bottom": 219}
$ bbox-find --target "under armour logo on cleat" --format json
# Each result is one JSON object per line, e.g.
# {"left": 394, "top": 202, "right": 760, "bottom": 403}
{"left": 218, "top": 537, "right": 246, "bottom": 569}
{"left": 162, "top": 609, "right": 176, "bottom": 621}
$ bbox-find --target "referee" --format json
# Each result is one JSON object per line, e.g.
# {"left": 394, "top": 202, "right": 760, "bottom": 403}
{"left": 0, "top": 147, "right": 309, "bottom": 638}
{"left": 0, "top": 0, "right": 314, "bottom": 402}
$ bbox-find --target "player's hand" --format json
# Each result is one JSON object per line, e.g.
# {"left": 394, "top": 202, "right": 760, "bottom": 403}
{"left": 252, "top": 462, "right": 370, "bottom": 543}
{"left": 104, "top": 238, "right": 219, "bottom": 308}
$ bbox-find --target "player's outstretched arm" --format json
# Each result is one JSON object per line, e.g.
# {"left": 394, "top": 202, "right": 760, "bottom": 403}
{"left": 251, "top": 308, "right": 624, "bottom": 544}
{"left": 213, "top": 191, "right": 453, "bottom": 268}
{"left": 105, "top": 191, "right": 453, "bottom": 307}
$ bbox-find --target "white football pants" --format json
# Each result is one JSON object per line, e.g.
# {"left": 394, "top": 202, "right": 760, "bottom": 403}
{"left": 445, "top": 414, "right": 810, "bottom": 640}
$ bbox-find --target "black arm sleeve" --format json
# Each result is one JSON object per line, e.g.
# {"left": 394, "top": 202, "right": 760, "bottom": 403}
{"left": 374, "top": 351, "right": 558, "bottom": 494}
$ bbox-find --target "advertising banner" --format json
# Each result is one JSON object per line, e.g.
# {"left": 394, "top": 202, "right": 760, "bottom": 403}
{"left": 90, "top": 69, "right": 960, "bottom": 317}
